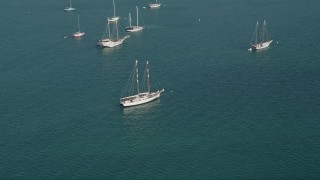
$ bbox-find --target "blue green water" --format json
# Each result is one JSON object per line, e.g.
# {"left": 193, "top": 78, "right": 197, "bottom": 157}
{"left": 1, "top": 0, "right": 320, "bottom": 179}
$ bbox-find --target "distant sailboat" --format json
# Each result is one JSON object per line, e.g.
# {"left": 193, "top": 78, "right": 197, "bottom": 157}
{"left": 73, "top": 15, "right": 85, "bottom": 38}
{"left": 148, "top": 0, "right": 161, "bottom": 8}
{"left": 64, "top": 0, "right": 76, "bottom": 11}
{"left": 126, "top": 6, "right": 144, "bottom": 32}
{"left": 120, "top": 60, "right": 164, "bottom": 107}
{"left": 97, "top": 18, "right": 130, "bottom": 48}
{"left": 108, "top": 0, "right": 120, "bottom": 22}
{"left": 248, "top": 20, "right": 273, "bottom": 51}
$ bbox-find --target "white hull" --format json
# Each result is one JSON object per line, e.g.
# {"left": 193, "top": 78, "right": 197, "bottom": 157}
{"left": 251, "top": 40, "right": 273, "bottom": 50}
{"left": 97, "top": 35, "right": 130, "bottom": 48}
{"left": 149, "top": 3, "right": 161, "bottom": 8}
{"left": 120, "top": 89, "right": 164, "bottom": 107}
{"left": 64, "top": 7, "right": 76, "bottom": 11}
{"left": 73, "top": 32, "right": 85, "bottom": 38}
{"left": 126, "top": 26, "right": 144, "bottom": 32}
{"left": 108, "top": 16, "right": 120, "bottom": 22}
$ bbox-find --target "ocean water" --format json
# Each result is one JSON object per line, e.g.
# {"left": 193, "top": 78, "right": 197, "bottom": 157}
{"left": 1, "top": 0, "right": 320, "bottom": 179}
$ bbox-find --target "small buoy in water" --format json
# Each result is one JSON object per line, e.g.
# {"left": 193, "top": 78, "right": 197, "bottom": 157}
{"left": 198, "top": 18, "right": 201, "bottom": 22}
{"left": 277, "top": 41, "right": 279, "bottom": 44}
{"left": 64, "top": 36, "right": 68, "bottom": 39}
{"left": 143, "top": 6, "right": 146, "bottom": 9}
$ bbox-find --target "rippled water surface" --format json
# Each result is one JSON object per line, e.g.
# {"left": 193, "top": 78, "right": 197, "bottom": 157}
{"left": 1, "top": 0, "right": 320, "bottom": 178}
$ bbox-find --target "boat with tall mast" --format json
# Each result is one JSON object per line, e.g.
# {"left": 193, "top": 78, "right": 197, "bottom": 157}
{"left": 64, "top": 0, "right": 76, "bottom": 11}
{"left": 126, "top": 6, "right": 144, "bottom": 32}
{"left": 148, "top": 0, "right": 161, "bottom": 8}
{"left": 248, "top": 20, "right": 273, "bottom": 51}
{"left": 120, "top": 60, "right": 164, "bottom": 107}
{"left": 73, "top": 15, "right": 85, "bottom": 38}
{"left": 108, "top": 0, "right": 120, "bottom": 22}
{"left": 97, "top": 18, "right": 130, "bottom": 48}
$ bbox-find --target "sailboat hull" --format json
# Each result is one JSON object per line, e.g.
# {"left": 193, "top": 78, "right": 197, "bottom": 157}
{"left": 120, "top": 90, "right": 164, "bottom": 107}
{"left": 64, "top": 7, "right": 76, "bottom": 11}
{"left": 73, "top": 32, "right": 85, "bottom": 38}
{"left": 108, "top": 17, "right": 120, "bottom": 22}
{"left": 251, "top": 40, "right": 273, "bottom": 50}
{"left": 97, "top": 35, "right": 130, "bottom": 48}
{"left": 149, "top": 4, "right": 161, "bottom": 8}
{"left": 126, "top": 26, "right": 144, "bottom": 32}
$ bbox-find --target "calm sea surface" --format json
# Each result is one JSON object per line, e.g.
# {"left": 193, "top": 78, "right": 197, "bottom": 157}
{"left": 1, "top": 0, "right": 320, "bottom": 179}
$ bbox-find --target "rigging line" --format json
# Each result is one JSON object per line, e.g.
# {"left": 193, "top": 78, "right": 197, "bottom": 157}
{"left": 118, "top": 21, "right": 127, "bottom": 36}
{"left": 121, "top": 65, "right": 135, "bottom": 98}
{"left": 141, "top": 63, "right": 147, "bottom": 92}
{"left": 101, "top": 23, "right": 108, "bottom": 39}
{"left": 139, "top": 8, "right": 146, "bottom": 26}
{"left": 149, "top": 64, "right": 162, "bottom": 90}
{"left": 151, "top": 64, "right": 162, "bottom": 89}
{"left": 250, "top": 23, "right": 257, "bottom": 44}
{"left": 129, "top": 73, "right": 135, "bottom": 96}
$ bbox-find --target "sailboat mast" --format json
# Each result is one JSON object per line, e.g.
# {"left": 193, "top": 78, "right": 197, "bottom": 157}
{"left": 147, "top": 61, "right": 150, "bottom": 95}
{"left": 116, "top": 20, "right": 119, "bottom": 39}
{"left": 113, "top": 0, "right": 116, "bottom": 17}
{"left": 262, "top": 20, "right": 266, "bottom": 42}
{"left": 136, "top": 6, "right": 139, "bottom": 27}
{"left": 70, "top": 0, "right": 72, "bottom": 8}
{"left": 107, "top": 21, "right": 111, "bottom": 38}
{"left": 77, "top": 15, "right": 80, "bottom": 32}
{"left": 255, "top": 21, "right": 258, "bottom": 44}
{"left": 136, "top": 60, "right": 140, "bottom": 94}
{"left": 129, "top": 12, "right": 132, "bottom": 27}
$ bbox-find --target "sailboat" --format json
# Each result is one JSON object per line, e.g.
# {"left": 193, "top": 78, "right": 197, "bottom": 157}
{"left": 73, "top": 15, "right": 85, "bottom": 38}
{"left": 120, "top": 60, "right": 164, "bottom": 107}
{"left": 248, "top": 20, "right": 273, "bottom": 51}
{"left": 64, "top": 0, "right": 76, "bottom": 11}
{"left": 126, "top": 6, "right": 144, "bottom": 32}
{"left": 97, "top": 19, "right": 130, "bottom": 48}
{"left": 148, "top": 0, "right": 161, "bottom": 8}
{"left": 108, "top": 0, "right": 120, "bottom": 22}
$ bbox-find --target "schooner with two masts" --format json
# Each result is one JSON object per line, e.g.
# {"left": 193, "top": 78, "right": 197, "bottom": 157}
{"left": 97, "top": 0, "right": 130, "bottom": 47}
{"left": 120, "top": 60, "right": 164, "bottom": 107}
{"left": 248, "top": 20, "right": 273, "bottom": 51}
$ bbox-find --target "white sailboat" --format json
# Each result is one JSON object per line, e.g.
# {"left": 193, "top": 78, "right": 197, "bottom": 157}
{"left": 97, "top": 19, "right": 130, "bottom": 48}
{"left": 248, "top": 20, "right": 273, "bottom": 52}
{"left": 108, "top": 0, "right": 120, "bottom": 22}
{"left": 120, "top": 60, "right": 164, "bottom": 107}
{"left": 73, "top": 15, "right": 85, "bottom": 38}
{"left": 126, "top": 6, "right": 144, "bottom": 32}
{"left": 148, "top": 0, "right": 161, "bottom": 8}
{"left": 64, "top": 0, "right": 76, "bottom": 11}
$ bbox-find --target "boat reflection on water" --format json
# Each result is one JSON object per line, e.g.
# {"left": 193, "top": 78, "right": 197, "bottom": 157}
{"left": 98, "top": 45, "right": 122, "bottom": 55}
{"left": 120, "top": 99, "right": 161, "bottom": 116}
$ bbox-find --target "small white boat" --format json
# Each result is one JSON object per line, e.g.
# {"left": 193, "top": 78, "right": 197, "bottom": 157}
{"left": 126, "top": 6, "right": 144, "bottom": 32}
{"left": 73, "top": 15, "right": 85, "bottom": 38}
{"left": 249, "top": 20, "right": 273, "bottom": 51}
{"left": 64, "top": 0, "right": 76, "bottom": 11}
{"left": 148, "top": 0, "right": 161, "bottom": 8}
{"left": 108, "top": 0, "right": 120, "bottom": 22}
{"left": 120, "top": 60, "right": 164, "bottom": 107}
